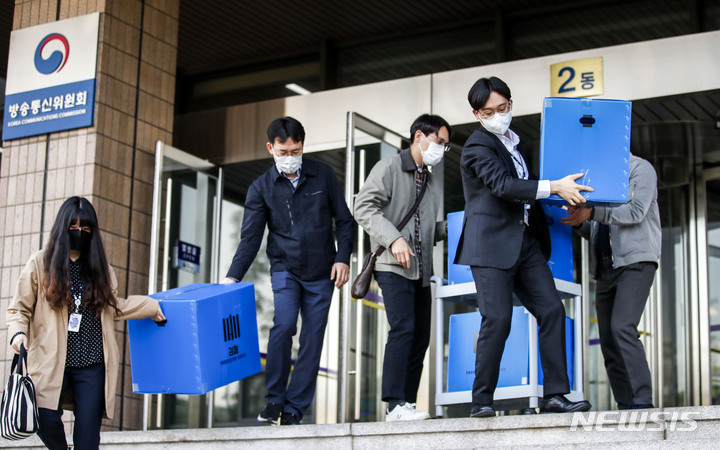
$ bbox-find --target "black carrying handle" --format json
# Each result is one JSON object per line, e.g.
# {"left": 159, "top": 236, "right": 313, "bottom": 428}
{"left": 10, "top": 344, "right": 28, "bottom": 376}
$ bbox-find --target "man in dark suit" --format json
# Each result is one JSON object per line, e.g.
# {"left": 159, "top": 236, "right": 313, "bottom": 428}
{"left": 455, "top": 77, "right": 592, "bottom": 417}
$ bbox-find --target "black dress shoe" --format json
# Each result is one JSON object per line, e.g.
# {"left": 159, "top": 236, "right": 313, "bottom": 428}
{"left": 470, "top": 405, "right": 496, "bottom": 418}
{"left": 629, "top": 403, "right": 654, "bottom": 409}
{"left": 520, "top": 408, "right": 537, "bottom": 415}
{"left": 539, "top": 395, "right": 591, "bottom": 413}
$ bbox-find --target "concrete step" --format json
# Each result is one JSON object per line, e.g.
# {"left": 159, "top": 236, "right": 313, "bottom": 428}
{"left": 4, "top": 406, "right": 720, "bottom": 449}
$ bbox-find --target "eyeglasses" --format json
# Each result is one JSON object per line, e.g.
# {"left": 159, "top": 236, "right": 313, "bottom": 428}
{"left": 476, "top": 102, "right": 511, "bottom": 119}
{"left": 69, "top": 225, "right": 92, "bottom": 233}
{"left": 272, "top": 147, "right": 302, "bottom": 157}
{"left": 425, "top": 134, "right": 452, "bottom": 152}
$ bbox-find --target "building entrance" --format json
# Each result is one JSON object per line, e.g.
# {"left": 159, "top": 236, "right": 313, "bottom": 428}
{"left": 340, "top": 113, "right": 414, "bottom": 422}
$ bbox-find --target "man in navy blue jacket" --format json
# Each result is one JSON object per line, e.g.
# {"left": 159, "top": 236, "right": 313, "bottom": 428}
{"left": 222, "top": 117, "right": 354, "bottom": 425}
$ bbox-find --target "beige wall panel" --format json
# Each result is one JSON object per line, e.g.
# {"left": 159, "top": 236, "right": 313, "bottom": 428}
{"left": 285, "top": 75, "right": 432, "bottom": 152}
{"left": 432, "top": 30, "right": 720, "bottom": 125}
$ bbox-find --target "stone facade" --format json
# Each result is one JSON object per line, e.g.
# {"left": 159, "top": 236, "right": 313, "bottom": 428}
{"left": 0, "top": 0, "right": 179, "bottom": 432}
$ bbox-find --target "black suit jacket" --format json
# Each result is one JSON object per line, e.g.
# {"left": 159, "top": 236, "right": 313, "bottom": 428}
{"left": 455, "top": 127, "right": 551, "bottom": 269}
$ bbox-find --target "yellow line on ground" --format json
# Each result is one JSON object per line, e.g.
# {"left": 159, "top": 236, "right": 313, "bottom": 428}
{"left": 351, "top": 297, "right": 386, "bottom": 311}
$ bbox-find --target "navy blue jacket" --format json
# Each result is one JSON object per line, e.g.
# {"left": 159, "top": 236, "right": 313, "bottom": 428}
{"left": 226, "top": 158, "right": 355, "bottom": 282}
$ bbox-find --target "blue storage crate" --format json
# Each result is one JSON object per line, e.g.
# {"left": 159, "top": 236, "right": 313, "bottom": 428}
{"left": 447, "top": 307, "right": 574, "bottom": 392}
{"left": 447, "top": 211, "right": 473, "bottom": 285}
{"left": 129, "top": 282, "right": 261, "bottom": 394}
{"left": 542, "top": 202, "right": 574, "bottom": 282}
{"left": 447, "top": 307, "right": 529, "bottom": 392}
{"left": 448, "top": 209, "right": 574, "bottom": 284}
{"left": 539, "top": 97, "right": 631, "bottom": 205}
{"left": 538, "top": 316, "right": 575, "bottom": 390}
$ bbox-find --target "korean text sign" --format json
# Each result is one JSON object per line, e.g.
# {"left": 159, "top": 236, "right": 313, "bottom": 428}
{"left": 3, "top": 13, "right": 99, "bottom": 140}
{"left": 550, "top": 57, "right": 604, "bottom": 98}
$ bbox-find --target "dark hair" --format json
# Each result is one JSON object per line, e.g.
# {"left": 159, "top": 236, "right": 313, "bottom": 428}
{"left": 44, "top": 197, "right": 117, "bottom": 316}
{"left": 267, "top": 116, "right": 305, "bottom": 144}
{"left": 409, "top": 114, "right": 453, "bottom": 146}
{"left": 467, "top": 77, "right": 512, "bottom": 110}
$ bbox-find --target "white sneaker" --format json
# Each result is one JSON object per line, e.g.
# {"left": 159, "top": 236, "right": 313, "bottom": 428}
{"left": 385, "top": 402, "right": 431, "bottom": 422}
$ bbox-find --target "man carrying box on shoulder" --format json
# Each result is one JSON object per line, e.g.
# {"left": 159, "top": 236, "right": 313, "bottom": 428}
{"left": 222, "top": 116, "right": 354, "bottom": 425}
{"left": 455, "top": 76, "right": 593, "bottom": 417}
{"left": 562, "top": 153, "right": 661, "bottom": 410}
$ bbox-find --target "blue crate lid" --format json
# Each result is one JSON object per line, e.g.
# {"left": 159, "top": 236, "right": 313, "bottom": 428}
{"left": 150, "top": 282, "right": 254, "bottom": 301}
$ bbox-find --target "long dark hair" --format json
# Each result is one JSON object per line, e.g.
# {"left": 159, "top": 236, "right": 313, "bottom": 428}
{"left": 44, "top": 197, "right": 117, "bottom": 315}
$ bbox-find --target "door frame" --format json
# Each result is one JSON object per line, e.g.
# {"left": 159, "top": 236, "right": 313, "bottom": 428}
{"left": 145, "top": 141, "right": 224, "bottom": 430}
{"left": 339, "top": 113, "right": 408, "bottom": 423}
{"left": 696, "top": 165, "right": 720, "bottom": 405}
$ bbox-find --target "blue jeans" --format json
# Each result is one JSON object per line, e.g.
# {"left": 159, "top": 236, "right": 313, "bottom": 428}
{"left": 266, "top": 271, "right": 334, "bottom": 418}
{"left": 37, "top": 363, "right": 105, "bottom": 450}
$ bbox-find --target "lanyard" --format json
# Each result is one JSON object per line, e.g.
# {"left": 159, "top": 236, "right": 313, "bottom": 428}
{"left": 71, "top": 282, "right": 82, "bottom": 313}
{"left": 508, "top": 149, "right": 527, "bottom": 180}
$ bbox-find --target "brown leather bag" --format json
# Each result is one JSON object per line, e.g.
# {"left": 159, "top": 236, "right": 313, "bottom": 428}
{"left": 351, "top": 172, "right": 428, "bottom": 299}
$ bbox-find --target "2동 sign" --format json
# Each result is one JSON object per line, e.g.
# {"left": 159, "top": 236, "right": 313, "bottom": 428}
{"left": 550, "top": 57, "right": 604, "bottom": 98}
{"left": 2, "top": 13, "right": 100, "bottom": 140}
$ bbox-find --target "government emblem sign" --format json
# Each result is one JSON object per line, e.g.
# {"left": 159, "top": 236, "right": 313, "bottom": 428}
{"left": 3, "top": 13, "right": 99, "bottom": 140}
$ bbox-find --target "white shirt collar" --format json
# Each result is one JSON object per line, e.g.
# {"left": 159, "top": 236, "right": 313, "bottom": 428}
{"left": 492, "top": 128, "right": 520, "bottom": 153}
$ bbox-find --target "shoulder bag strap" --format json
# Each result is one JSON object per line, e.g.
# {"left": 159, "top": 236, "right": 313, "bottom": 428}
{"left": 373, "top": 170, "right": 429, "bottom": 258}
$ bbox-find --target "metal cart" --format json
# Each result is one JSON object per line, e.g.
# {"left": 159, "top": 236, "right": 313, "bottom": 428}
{"left": 431, "top": 275, "right": 585, "bottom": 417}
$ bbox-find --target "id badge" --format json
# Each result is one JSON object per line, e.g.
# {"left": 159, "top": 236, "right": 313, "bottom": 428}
{"left": 68, "top": 313, "right": 82, "bottom": 332}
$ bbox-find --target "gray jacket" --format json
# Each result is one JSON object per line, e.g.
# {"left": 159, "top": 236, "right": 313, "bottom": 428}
{"left": 577, "top": 154, "right": 661, "bottom": 275}
{"left": 353, "top": 149, "right": 446, "bottom": 287}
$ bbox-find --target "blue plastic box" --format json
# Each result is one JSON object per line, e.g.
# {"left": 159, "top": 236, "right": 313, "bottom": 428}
{"left": 539, "top": 97, "right": 631, "bottom": 205}
{"left": 447, "top": 211, "right": 473, "bottom": 285}
{"left": 447, "top": 209, "right": 574, "bottom": 284}
{"left": 538, "top": 317, "right": 575, "bottom": 390}
{"left": 542, "top": 202, "right": 574, "bottom": 282}
{"left": 128, "top": 283, "right": 261, "bottom": 395}
{"left": 447, "top": 307, "right": 574, "bottom": 392}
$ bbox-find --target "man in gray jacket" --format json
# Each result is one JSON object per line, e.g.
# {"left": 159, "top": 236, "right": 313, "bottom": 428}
{"left": 354, "top": 114, "right": 450, "bottom": 421}
{"left": 562, "top": 153, "right": 661, "bottom": 409}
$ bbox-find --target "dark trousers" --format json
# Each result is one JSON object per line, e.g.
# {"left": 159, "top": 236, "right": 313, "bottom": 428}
{"left": 470, "top": 230, "right": 570, "bottom": 406}
{"left": 374, "top": 271, "right": 432, "bottom": 403}
{"left": 266, "top": 271, "right": 334, "bottom": 418}
{"left": 596, "top": 261, "right": 657, "bottom": 407}
{"left": 37, "top": 363, "right": 105, "bottom": 450}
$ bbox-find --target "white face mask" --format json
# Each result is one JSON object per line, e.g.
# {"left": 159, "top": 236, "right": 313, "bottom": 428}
{"left": 480, "top": 110, "right": 513, "bottom": 135}
{"left": 420, "top": 134, "right": 445, "bottom": 167}
{"left": 273, "top": 153, "right": 302, "bottom": 175}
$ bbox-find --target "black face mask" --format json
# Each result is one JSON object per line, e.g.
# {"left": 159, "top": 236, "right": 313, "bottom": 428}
{"left": 68, "top": 229, "right": 91, "bottom": 251}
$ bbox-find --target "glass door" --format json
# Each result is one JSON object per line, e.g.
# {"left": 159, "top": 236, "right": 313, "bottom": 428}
{"left": 340, "top": 113, "right": 409, "bottom": 422}
{"left": 703, "top": 168, "right": 720, "bottom": 403}
{"left": 145, "top": 141, "right": 223, "bottom": 429}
